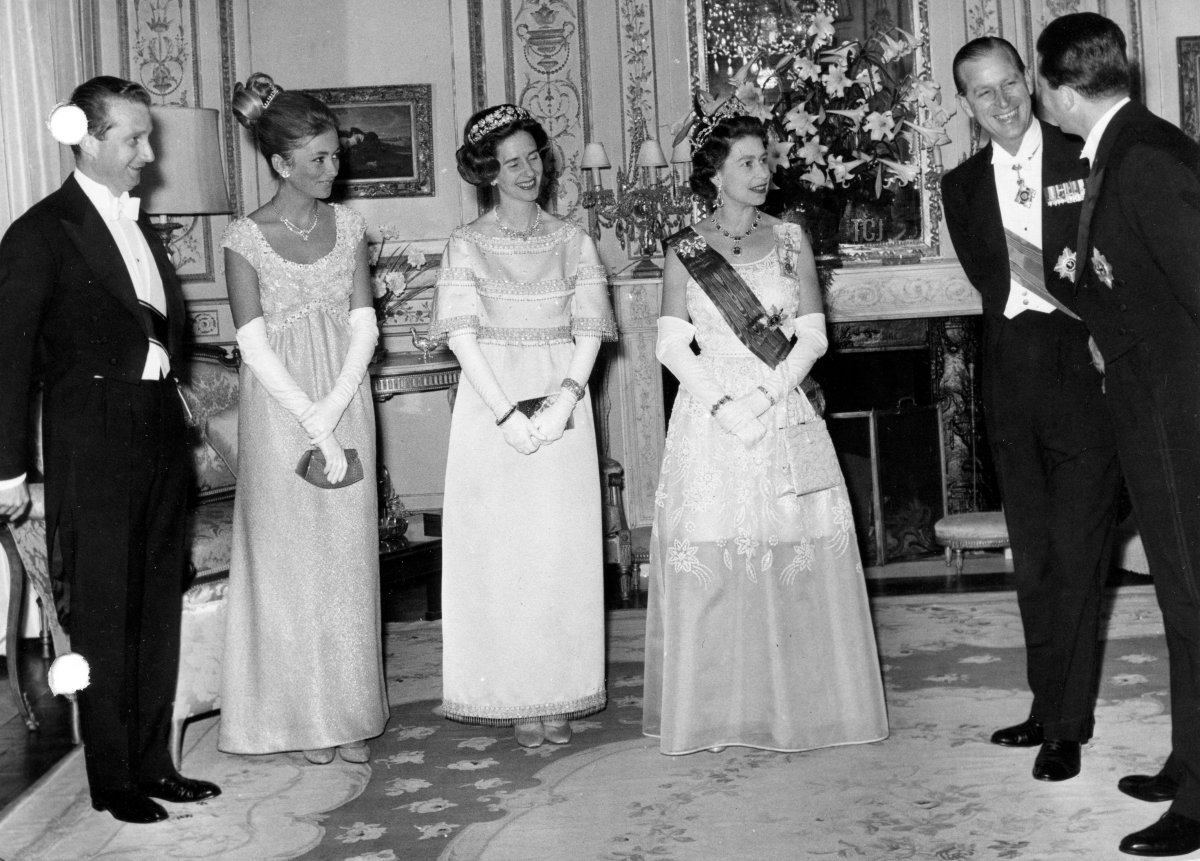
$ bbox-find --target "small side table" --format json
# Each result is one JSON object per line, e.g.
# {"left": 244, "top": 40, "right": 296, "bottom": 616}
{"left": 379, "top": 516, "right": 442, "bottom": 621}
{"left": 370, "top": 349, "right": 459, "bottom": 402}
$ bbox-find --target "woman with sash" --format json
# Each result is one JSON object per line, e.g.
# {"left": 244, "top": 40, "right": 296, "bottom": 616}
{"left": 642, "top": 112, "right": 888, "bottom": 755}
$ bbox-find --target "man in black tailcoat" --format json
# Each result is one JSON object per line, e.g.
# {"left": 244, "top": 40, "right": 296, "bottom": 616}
{"left": 1038, "top": 13, "right": 1200, "bottom": 857}
{"left": 0, "top": 76, "right": 219, "bottom": 823}
{"left": 941, "top": 37, "right": 1121, "bottom": 785}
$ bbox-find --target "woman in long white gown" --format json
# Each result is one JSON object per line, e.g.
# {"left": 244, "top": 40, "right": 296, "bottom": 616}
{"left": 430, "top": 104, "right": 615, "bottom": 748}
{"left": 219, "top": 74, "right": 387, "bottom": 764}
{"left": 643, "top": 113, "right": 888, "bottom": 755}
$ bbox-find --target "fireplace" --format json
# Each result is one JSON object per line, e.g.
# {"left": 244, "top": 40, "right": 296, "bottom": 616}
{"left": 812, "top": 318, "right": 993, "bottom": 566}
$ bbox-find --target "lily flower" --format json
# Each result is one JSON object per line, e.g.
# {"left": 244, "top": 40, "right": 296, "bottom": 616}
{"left": 796, "top": 137, "right": 828, "bottom": 165}
{"left": 808, "top": 11, "right": 836, "bottom": 43}
{"left": 864, "top": 110, "right": 897, "bottom": 141}
{"left": 767, "top": 139, "right": 794, "bottom": 172}
{"left": 823, "top": 65, "right": 853, "bottom": 98}
{"left": 784, "top": 106, "right": 820, "bottom": 137}
{"left": 903, "top": 119, "right": 952, "bottom": 147}
{"left": 828, "top": 106, "right": 869, "bottom": 126}
{"left": 877, "top": 157, "right": 920, "bottom": 184}
{"left": 735, "top": 82, "right": 773, "bottom": 120}
{"left": 827, "top": 154, "right": 867, "bottom": 184}
{"left": 800, "top": 165, "right": 833, "bottom": 189}
{"left": 792, "top": 56, "right": 821, "bottom": 83}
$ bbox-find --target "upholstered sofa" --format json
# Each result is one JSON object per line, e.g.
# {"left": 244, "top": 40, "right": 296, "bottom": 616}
{"left": 1, "top": 345, "right": 240, "bottom": 766}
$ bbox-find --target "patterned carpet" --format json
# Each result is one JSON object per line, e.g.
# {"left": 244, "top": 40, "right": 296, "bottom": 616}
{"left": 0, "top": 584, "right": 1180, "bottom": 860}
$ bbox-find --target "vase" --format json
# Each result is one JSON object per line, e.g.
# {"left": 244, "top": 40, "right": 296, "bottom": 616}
{"left": 783, "top": 188, "right": 845, "bottom": 269}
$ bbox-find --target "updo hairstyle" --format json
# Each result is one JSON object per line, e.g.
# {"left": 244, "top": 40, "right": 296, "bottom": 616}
{"left": 690, "top": 114, "right": 768, "bottom": 206}
{"left": 456, "top": 105, "right": 558, "bottom": 205}
{"left": 231, "top": 72, "right": 339, "bottom": 176}
{"left": 68, "top": 76, "right": 152, "bottom": 156}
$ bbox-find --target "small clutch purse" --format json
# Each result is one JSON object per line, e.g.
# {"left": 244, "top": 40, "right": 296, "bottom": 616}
{"left": 516, "top": 394, "right": 575, "bottom": 430}
{"left": 295, "top": 448, "right": 364, "bottom": 490}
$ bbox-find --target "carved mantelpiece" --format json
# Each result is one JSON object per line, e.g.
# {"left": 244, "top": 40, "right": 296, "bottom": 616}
{"left": 606, "top": 261, "right": 980, "bottom": 531}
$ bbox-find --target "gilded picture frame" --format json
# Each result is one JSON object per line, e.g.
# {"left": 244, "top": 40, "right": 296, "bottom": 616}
{"left": 301, "top": 84, "right": 435, "bottom": 198}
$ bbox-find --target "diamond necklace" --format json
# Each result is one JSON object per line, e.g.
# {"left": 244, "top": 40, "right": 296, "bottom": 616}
{"left": 272, "top": 200, "right": 320, "bottom": 241}
{"left": 712, "top": 209, "right": 761, "bottom": 256}
{"left": 495, "top": 207, "right": 542, "bottom": 240}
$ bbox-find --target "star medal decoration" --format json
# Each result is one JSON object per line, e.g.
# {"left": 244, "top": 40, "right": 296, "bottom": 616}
{"left": 1091, "top": 248, "right": 1114, "bottom": 288}
{"left": 1054, "top": 247, "right": 1077, "bottom": 283}
{"left": 1013, "top": 164, "right": 1035, "bottom": 207}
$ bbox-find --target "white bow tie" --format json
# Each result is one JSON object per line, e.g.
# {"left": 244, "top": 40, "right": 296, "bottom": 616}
{"left": 106, "top": 192, "right": 140, "bottom": 222}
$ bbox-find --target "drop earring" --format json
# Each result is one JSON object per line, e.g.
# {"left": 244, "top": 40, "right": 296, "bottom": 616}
{"left": 716, "top": 186, "right": 725, "bottom": 209}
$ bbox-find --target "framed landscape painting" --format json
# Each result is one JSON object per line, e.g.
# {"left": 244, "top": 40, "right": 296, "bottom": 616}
{"left": 302, "top": 83, "right": 434, "bottom": 197}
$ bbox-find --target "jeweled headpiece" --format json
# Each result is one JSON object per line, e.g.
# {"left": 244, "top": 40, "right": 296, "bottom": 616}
{"left": 691, "top": 95, "right": 749, "bottom": 149}
{"left": 262, "top": 84, "right": 280, "bottom": 110}
{"left": 466, "top": 104, "right": 533, "bottom": 144}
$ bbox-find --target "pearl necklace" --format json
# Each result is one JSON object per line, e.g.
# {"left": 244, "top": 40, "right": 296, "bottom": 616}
{"left": 495, "top": 207, "right": 542, "bottom": 240}
{"left": 711, "top": 209, "right": 761, "bottom": 256}
{"left": 272, "top": 200, "right": 320, "bottom": 241}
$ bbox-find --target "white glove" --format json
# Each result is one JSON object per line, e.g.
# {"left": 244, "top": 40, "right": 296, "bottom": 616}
{"left": 530, "top": 393, "right": 576, "bottom": 444}
{"left": 713, "top": 397, "right": 766, "bottom": 446}
{"left": 655, "top": 316, "right": 725, "bottom": 408}
{"left": 448, "top": 333, "right": 516, "bottom": 420}
{"left": 301, "top": 307, "right": 378, "bottom": 443}
{"left": 235, "top": 317, "right": 313, "bottom": 419}
{"left": 315, "top": 435, "right": 347, "bottom": 484}
{"left": 760, "top": 313, "right": 829, "bottom": 401}
{"left": 500, "top": 410, "right": 541, "bottom": 455}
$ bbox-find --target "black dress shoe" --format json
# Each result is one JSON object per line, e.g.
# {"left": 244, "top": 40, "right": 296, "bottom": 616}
{"left": 1119, "top": 811, "right": 1200, "bottom": 856}
{"left": 991, "top": 717, "right": 1044, "bottom": 747}
{"left": 139, "top": 774, "right": 221, "bottom": 803}
{"left": 1033, "top": 739, "right": 1081, "bottom": 781}
{"left": 1120, "top": 774, "right": 1180, "bottom": 803}
{"left": 92, "top": 792, "right": 168, "bottom": 824}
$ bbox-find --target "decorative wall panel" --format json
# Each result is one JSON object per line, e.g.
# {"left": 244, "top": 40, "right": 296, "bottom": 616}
{"left": 118, "top": 0, "right": 216, "bottom": 283}
{"left": 616, "top": 0, "right": 657, "bottom": 161}
{"left": 503, "top": 0, "right": 588, "bottom": 220}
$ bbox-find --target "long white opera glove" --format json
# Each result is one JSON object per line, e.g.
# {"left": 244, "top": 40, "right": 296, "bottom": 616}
{"left": 760, "top": 312, "right": 829, "bottom": 401}
{"left": 657, "top": 316, "right": 763, "bottom": 445}
{"left": 235, "top": 317, "right": 313, "bottom": 419}
{"left": 655, "top": 316, "right": 724, "bottom": 408}
{"left": 447, "top": 332, "right": 515, "bottom": 419}
{"left": 301, "top": 307, "right": 378, "bottom": 443}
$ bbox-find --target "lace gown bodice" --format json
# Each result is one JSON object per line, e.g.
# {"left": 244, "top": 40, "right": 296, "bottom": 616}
{"left": 222, "top": 205, "right": 361, "bottom": 333}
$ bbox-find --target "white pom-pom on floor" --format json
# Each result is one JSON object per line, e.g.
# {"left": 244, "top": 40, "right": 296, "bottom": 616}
{"left": 47, "top": 652, "right": 90, "bottom": 695}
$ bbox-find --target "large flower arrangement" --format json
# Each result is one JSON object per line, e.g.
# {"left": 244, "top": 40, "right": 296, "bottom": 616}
{"left": 692, "top": 2, "right": 953, "bottom": 211}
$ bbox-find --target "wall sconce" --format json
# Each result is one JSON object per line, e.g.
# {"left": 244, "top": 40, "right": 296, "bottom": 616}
{"left": 139, "top": 106, "right": 233, "bottom": 268}
{"left": 579, "top": 121, "right": 694, "bottom": 276}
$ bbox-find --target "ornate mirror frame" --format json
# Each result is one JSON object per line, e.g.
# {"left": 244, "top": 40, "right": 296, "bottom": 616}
{"left": 684, "top": 0, "right": 945, "bottom": 261}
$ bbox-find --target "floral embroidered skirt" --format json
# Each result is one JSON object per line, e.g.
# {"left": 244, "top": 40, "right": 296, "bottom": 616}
{"left": 642, "top": 374, "right": 889, "bottom": 755}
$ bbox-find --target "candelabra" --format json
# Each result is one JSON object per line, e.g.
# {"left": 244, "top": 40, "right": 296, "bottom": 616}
{"left": 579, "top": 122, "right": 694, "bottom": 276}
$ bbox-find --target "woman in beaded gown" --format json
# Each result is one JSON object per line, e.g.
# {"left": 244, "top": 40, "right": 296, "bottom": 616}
{"left": 642, "top": 114, "right": 888, "bottom": 755}
{"left": 218, "top": 74, "right": 387, "bottom": 763}
{"left": 430, "top": 104, "right": 615, "bottom": 748}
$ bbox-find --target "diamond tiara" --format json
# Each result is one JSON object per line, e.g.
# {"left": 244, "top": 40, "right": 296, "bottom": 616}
{"left": 466, "top": 104, "right": 533, "bottom": 144}
{"left": 691, "top": 95, "right": 749, "bottom": 149}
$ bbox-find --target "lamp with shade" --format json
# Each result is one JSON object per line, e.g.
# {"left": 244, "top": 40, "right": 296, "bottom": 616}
{"left": 139, "top": 106, "right": 233, "bottom": 268}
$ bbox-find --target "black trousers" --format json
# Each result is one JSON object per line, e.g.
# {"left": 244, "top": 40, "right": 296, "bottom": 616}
{"left": 46, "top": 375, "right": 190, "bottom": 797}
{"left": 982, "top": 319, "right": 1122, "bottom": 741}
{"left": 1107, "top": 341, "right": 1200, "bottom": 820}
